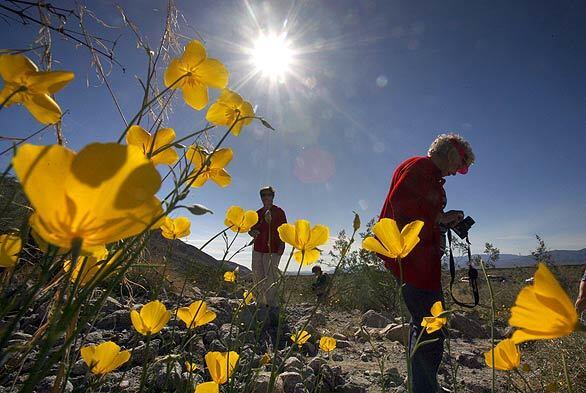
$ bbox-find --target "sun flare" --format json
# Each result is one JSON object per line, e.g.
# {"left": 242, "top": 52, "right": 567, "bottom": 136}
{"left": 250, "top": 33, "right": 293, "bottom": 79}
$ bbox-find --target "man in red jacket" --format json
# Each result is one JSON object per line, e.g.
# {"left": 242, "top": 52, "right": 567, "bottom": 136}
{"left": 248, "top": 186, "right": 287, "bottom": 315}
{"left": 379, "top": 134, "right": 475, "bottom": 393}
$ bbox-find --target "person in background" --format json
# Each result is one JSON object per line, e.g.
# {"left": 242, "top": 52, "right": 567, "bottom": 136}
{"left": 575, "top": 267, "right": 586, "bottom": 314}
{"left": 248, "top": 186, "right": 287, "bottom": 323}
{"left": 311, "top": 265, "right": 330, "bottom": 303}
{"left": 378, "top": 133, "right": 475, "bottom": 393}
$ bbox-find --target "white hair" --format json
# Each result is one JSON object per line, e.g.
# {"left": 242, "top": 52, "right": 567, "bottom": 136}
{"left": 428, "top": 133, "right": 475, "bottom": 167}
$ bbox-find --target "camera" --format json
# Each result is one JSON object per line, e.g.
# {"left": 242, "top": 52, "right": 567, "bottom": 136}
{"left": 452, "top": 216, "right": 475, "bottom": 239}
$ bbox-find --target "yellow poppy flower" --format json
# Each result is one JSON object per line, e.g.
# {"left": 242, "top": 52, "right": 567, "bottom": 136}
{"left": 243, "top": 290, "right": 255, "bottom": 305}
{"left": 223, "top": 271, "right": 236, "bottom": 283}
{"left": 177, "top": 300, "right": 217, "bottom": 328}
{"left": 484, "top": 339, "right": 521, "bottom": 371}
{"left": 224, "top": 206, "right": 258, "bottom": 233}
{"left": 80, "top": 341, "right": 130, "bottom": 375}
{"left": 421, "top": 301, "right": 447, "bottom": 334}
{"left": 291, "top": 330, "right": 311, "bottom": 347}
{"left": 194, "top": 381, "right": 219, "bottom": 393}
{"left": 319, "top": 336, "right": 337, "bottom": 352}
{"left": 509, "top": 263, "right": 578, "bottom": 343}
{"left": 185, "top": 361, "right": 199, "bottom": 372}
{"left": 278, "top": 220, "right": 329, "bottom": 265}
{"left": 0, "top": 233, "right": 22, "bottom": 268}
{"left": 12, "top": 143, "right": 163, "bottom": 255}
{"left": 205, "top": 89, "right": 255, "bottom": 136}
{"left": 160, "top": 216, "right": 191, "bottom": 239}
{"left": 260, "top": 352, "right": 271, "bottom": 365}
{"left": 164, "top": 40, "right": 229, "bottom": 110}
{"left": 362, "top": 218, "right": 424, "bottom": 259}
{"left": 205, "top": 351, "right": 239, "bottom": 384}
{"left": 0, "top": 54, "right": 74, "bottom": 124}
{"left": 186, "top": 146, "right": 233, "bottom": 188}
{"left": 126, "top": 125, "right": 179, "bottom": 166}
{"left": 63, "top": 252, "right": 119, "bottom": 287}
{"left": 130, "top": 300, "right": 171, "bottom": 336}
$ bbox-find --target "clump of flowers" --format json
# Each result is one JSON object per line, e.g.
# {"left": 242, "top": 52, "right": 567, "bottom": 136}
{"left": 0, "top": 54, "right": 74, "bottom": 124}
{"left": 277, "top": 219, "right": 329, "bottom": 265}
{"left": 80, "top": 341, "right": 130, "bottom": 375}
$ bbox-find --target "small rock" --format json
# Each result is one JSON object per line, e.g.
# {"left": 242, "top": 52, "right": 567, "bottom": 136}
{"left": 308, "top": 357, "right": 327, "bottom": 375}
{"left": 361, "top": 310, "right": 390, "bottom": 328}
{"left": 331, "top": 353, "right": 344, "bottom": 361}
{"left": 335, "top": 340, "right": 352, "bottom": 349}
{"left": 337, "top": 382, "right": 367, "bottom": 393}
{"left": 284, "top": 357, "right": 303, "bottom": 372}
{"left": 332, "top": 333, "right": 348, "bottom": 341}
{"left": 382, "top": 323, "right": 410, "bottom": 346}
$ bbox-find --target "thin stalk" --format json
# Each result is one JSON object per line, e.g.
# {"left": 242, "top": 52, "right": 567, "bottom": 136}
{"left": 479, "top": 258, "right": 496, "bottom": 393}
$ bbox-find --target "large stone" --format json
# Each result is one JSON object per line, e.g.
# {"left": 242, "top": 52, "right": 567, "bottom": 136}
{"left": 308, "top": 357, "right": 327, "bottom": 375}
{"left": 279, "top": 372, "right": 303, "bottom": 393}
{"left": 284, "top": 357, "right": 303, "bottom": 373}
{"left": 337, "top": 382, "right": 367, "bottom": 393}
{"left": 252, "top": 372, "right": 284, "bottom": 393}
{"left": 381, "top": 323, "right": 410, "bottom": 346}
{"left": 361, "top": 310, "right": 390, "bottom": 328}
{"left": 449, "top": 312, "right": 489, "bottom": 339}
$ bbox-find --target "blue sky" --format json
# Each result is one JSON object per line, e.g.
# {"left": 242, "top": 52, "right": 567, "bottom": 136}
{"left": 2, "top": 0, "right": 586, "bottom": 270}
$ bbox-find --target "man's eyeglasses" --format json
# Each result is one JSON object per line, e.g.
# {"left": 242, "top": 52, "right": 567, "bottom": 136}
{"left": 260, "top": 193, "right": 273, "bottom": 197}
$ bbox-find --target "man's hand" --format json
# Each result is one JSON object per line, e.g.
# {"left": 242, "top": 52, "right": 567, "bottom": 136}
{"left": 439, "top": 210, "right": 464, "bottom": 227}
{"left": 248, "top": 229, "right": 260, "bottom": 238}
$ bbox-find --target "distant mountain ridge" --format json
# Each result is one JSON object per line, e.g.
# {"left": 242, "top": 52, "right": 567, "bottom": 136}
{"left": 448, "top": 248, "right": 586, "bottom": 268}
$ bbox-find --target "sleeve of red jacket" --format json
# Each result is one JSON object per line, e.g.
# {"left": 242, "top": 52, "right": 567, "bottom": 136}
{"left": 275, "top": 208, "right": 287, "bottom": 253}
{"left": 386, "top": 165, "right": 436, "bottom": 239}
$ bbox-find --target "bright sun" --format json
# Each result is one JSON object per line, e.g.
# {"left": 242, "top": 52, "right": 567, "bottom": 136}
{"left": 250, "top": 33, "right": 293, "bottom": 79}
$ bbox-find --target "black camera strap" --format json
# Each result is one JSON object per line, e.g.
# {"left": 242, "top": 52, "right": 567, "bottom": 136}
{"left": 447, "top": 229, "right": 479, "bottom": 308}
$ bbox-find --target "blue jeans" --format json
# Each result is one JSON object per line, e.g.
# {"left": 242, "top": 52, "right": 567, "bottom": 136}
{"left": 401, "top": 282, "right": 445, "bottom": 393}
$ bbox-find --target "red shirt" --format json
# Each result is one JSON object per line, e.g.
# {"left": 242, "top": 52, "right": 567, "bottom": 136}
{"left": 251, "top": 205, "right": 287, "bottom": 254}
{"left": 379, "top": 156, "right": 445, "bottom": 291}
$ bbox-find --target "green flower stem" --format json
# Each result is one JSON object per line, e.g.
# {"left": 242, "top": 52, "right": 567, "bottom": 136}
{"left": 513, "top": 368, "right": 535, "bottom": 393}
{"left": 561, "top": 352, "right": 574, "bottom": 393}
{"left": 479, "top": 258, "right": 496, "bottom": 393}
{"left": 397, "top": 259, "right": 412, "bottom": 393}
{"left": 138, "top": 334, "right": 152, "bottom": 393}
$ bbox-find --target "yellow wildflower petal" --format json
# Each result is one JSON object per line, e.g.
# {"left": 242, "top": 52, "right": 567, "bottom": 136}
{"left": 195, "top": 381, "right": 219, "bottom": 393}
{"left": 362, "top": 236, "right": 395, "bottom": 259}
{"left": 130, "top": 310, "right": 146, "bottom": 335}
{"left": 372, "top": 218, "right": 402, "bottom": 258}
{"left": 182, "top": 83, "right": 208, "bottom": 110}
{"left": 197, "top": 58, "right": 229, "bottom": 89}
{"left": 139, "top": 300, "right": 170, "bottom": 335}
{"left": 126, "top": 125, "right": 150, "bottom": 151}
{"left": 319, "top": 336, "right": 337, "bottom": 352}
{"left": 210, "top": 169, "right": 231, "bottom": 187}
{"left": 430, "top": 301, "right": 444, "bottom": 317}
{"left": 242, "top": 210, "right": 259, "bottom": 232}
{"left": 306, "top": 224, "right": 329, "bottom": 249}
{"left": 0, "top": 234, "right": 22, "bottom": 268}
{"left": 22, "top": 93, "right": 62, "bottom": 124}
{"left": 27, "top": 71, "right": 75, "bottom": 94}
{"left": 183, "top": 40, "right": 207, "bottom": 65}
{"left": 484, "top": 339, "right": 520, "bottom": 370}
{"left": 0, "top": 54, "right": 38, "bottom": 81}
{"left": 164, "top": 58, "right": 187, "bottom": 88}
{"left": 278, "top": 223, "right": 296, "bottom": 246}
{"left": 210, "top": 148, "right": 233, "bottom": 169}
{"left": 295, "top": 220, "right": 311, "bottom": 248}
{"left": 399, "top": 220, "right": 424, "bottom": 257}
{"left": 293, "top": 249, "right": 320, "bottom": 265}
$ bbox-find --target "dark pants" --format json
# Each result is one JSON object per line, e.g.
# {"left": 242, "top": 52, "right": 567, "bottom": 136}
{"left": 401, "top": 282, "right": 445, "bottom": 393}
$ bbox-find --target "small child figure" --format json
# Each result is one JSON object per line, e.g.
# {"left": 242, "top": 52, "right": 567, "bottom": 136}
{"left": 311, "top": 265, "right": 330, "bottom": 304}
